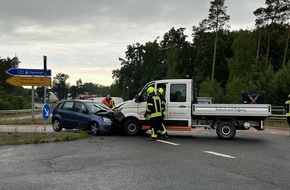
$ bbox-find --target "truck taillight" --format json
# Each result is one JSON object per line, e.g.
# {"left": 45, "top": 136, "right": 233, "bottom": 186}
{"left": 261, "top": 120, "right": 265, "bottom": 129}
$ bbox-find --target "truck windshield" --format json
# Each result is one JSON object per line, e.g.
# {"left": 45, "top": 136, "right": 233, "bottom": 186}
{"left": 139, "top": 82, "right": 155, "bottom": 102}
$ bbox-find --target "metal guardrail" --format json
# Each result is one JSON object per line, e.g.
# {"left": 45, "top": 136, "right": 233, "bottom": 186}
{"left": 268, "top": 106, "right": 286, "bottom": 121}
{"left": 0, "top": 109, "right": 40, "bottom": 115}
{"left": 271, "top": 106, "right": 286, "bottom": 115}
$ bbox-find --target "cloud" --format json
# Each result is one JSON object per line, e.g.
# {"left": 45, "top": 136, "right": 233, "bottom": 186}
{"left": 0, "top": 0, "right": 265, "bottom": 86}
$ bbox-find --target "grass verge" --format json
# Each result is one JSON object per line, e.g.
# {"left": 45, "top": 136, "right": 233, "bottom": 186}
{"left": 266, "top": 120, "right": 288, "bottom": 128}
{"left": 0, "top": 130, "right": 89, "bottom": 145}
{"left": 0, "top": 112, "right": 90, "bottom": 145}
{"left": 0, "top": 118, "right": 52, "bottom": 125}
{"left": 0, "top": 112, "right": 51, "bottom": 125}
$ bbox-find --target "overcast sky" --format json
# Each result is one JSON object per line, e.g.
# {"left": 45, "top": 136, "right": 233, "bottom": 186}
{"left": 0, "top": 0, "right": 265, "bottom": 86}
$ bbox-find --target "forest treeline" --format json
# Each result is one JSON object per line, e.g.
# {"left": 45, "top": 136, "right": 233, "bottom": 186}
{"left": 0, "top": 0, "right": 289, "bottom": 109}
{"left": 111, "top": 0, "right": 290, "bottom": 105}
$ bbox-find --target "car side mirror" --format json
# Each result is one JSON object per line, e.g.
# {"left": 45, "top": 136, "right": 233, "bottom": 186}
{"left": 134, "top": 94, "right": 140, "bottom": 103}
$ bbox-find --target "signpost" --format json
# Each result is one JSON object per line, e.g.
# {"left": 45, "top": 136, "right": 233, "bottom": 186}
{"left": 6, "top": 68, "right": 51, "bottom": 76}
{"left": 6, "top": 57, "right": 52, "bottom": 133}
{"left": 43, "top": 56, "right": 47, "bottom": 132}
{"left": 6, "top": 76, "right": 52, "bottom": 86}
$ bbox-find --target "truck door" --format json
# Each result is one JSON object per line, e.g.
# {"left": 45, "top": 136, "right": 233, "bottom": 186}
{"left": 165, "top": 81, "right": 192, "bottom": 131}
{"left": 137, "top": 81, "right": 155, "bottom": 124}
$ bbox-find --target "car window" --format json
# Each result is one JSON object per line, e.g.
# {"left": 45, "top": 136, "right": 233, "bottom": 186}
{"left": 74, "top": 102, "right": 87, "bottom": 113}
{"left": 85, "top": 102, "right": 111, "bottom": 113}
{"left": 86, "top": 102, "right": 100, "bottom": 113}
{"left": 74, "top": 102, "right": 82, "bottom": 112}
{"left": 81, "top": 104, "right": 87, "bottom": 112}
{"left": 61, "top": 101, "right": 74, "bottom": 111}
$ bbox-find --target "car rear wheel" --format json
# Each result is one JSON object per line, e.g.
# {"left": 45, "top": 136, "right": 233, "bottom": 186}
{"left": 90, "top": 122, "right": 100, "bottom": 135}
{"left": 52, "top": 119, "right": 63, "bottom": 132}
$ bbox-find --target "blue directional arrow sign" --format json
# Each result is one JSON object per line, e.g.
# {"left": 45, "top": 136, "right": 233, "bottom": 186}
{"left": 42, "top": 104, "right": 51, "bottom": 121}
{"left": 6, "top": 68, "right": 51, "bottom": 76}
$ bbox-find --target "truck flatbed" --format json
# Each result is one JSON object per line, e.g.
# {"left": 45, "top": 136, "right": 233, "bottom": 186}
{"left": 192, "top": 104, "right": 271, "bottom": 117}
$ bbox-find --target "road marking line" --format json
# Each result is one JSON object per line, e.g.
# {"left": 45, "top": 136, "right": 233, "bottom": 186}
{"left": 156, "top": 139, "right": 180, "bottom": 146}
{"left": 203, "top": 151, "right": 236, "bottom": 159}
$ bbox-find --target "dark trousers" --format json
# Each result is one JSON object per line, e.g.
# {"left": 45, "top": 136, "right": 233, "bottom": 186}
{"left": 149, "top": 117, "right": 163, "bottom": 138}
{"left": 287, "top": 117, "right": 290, "bottom": 127}
{"left": 161, "top": 115, "right": 167, "bottom": 134}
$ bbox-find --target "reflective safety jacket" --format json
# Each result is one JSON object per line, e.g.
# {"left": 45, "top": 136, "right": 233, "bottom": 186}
{"left": 146, "top": 94, "right": 162, "bottom": 119}
{"left": 285, "top": 99, "right": 290, "bottom": 117}
{"left": 102, "top": 98, "right": 115, "bottom": 109}
{"left": 159, "top": 95, "right": 166, "bottom": 116}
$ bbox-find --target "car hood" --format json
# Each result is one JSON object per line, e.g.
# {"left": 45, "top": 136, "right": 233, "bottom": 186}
{"left": 93, "top": 107, "right": 113, "bottom": 117}
{"left": 93, "top": 107, "right": 124, "bottom": 123}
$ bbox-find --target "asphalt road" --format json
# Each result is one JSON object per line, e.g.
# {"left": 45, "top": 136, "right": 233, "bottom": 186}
{"left": 0, "top": 127, "right": 290, "bottom": 190}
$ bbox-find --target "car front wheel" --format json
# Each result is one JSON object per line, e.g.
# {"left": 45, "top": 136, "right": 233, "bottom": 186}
{"left": 52, "top": 119, "right": 63, "bottom": 132}
{"left": 90, "top": 122, "right": 100, "bottom": 135}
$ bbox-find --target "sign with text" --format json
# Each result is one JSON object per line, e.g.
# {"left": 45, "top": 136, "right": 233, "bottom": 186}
{"left": 6, "top": 76, "right": 52, "bottom": 86}
{"left": 6, "top": 68, "right": 51, "bottom": 76}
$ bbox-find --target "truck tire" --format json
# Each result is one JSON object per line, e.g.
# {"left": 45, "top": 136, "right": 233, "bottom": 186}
{"left": 216, "top": 121, "right": 236, "bottom": 140}
{"left": 123, "top": 119, "right": 141, "bottom": 136}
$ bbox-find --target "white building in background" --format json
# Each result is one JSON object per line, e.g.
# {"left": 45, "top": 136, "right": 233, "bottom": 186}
{"left": 48, "top": 92, "right": 58, "bottom": 103}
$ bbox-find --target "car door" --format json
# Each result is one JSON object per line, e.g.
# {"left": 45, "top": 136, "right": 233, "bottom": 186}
{"left": 72, "top": 101, "right": 91, "bottom": 129}
{"left": 59, "top": 101, "right": 75, "bottom": 128}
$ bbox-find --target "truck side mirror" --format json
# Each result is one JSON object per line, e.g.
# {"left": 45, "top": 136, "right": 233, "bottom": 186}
{"left": 134, "top": 94, "right": 140, "bottom": 103}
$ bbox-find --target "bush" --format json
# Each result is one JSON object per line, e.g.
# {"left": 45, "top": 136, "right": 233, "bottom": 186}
{"left": 199, "top": 78, "right": 224, "bottom": 103}
{"left": 0, "top": 91, "right": 30, "bottom": 110}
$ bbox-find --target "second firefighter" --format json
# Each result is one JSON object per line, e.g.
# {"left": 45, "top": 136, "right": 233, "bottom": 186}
{"left": 145, "top": 86, "right": 167, "bottom": 140}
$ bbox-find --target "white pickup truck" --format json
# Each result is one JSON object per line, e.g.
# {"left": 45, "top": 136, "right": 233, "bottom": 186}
{"left": 114, "top": 79, "right": 271, "bottom": 139}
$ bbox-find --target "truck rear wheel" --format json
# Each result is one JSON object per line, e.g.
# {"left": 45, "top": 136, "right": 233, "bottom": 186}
{"left": 216, "top": 121, "right": 236, "bottom": 140}
{"left": 123, "top": 119, "right": 141, "bottom": 136}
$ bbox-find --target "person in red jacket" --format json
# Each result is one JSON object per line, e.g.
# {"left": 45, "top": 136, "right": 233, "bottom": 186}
{"left": 101, "top": 95, "right": 115, "bottom": 109}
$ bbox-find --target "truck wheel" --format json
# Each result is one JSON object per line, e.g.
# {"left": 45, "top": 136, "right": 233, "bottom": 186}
{"left": 123, "top": 119, "right": 141, "bottom": 136}
{"left": 216, "top": 121, "right": 236, "bottom": 140}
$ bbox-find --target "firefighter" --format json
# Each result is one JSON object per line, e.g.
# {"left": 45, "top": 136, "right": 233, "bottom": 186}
{"left": 157, "top": 87, "right": 169, "bottom": 139}
{"left": 145, "top": 86, "right": 163, "bottom": 141}
{"left": 285, "top": 94, "right": 290, "bottom": 127}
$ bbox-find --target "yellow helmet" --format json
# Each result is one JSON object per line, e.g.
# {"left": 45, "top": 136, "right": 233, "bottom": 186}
{"left": 288, "top": 94, "right": 290, "bottom": 98}
{"left": 147, "top": 86, "right": 154, "bottom": 95}
{"left": 158, "top": 88, "right": 164, "bottom": 95}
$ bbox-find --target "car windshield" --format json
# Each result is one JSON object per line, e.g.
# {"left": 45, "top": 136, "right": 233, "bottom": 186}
{"left": 85, "top": 102, "right": 111, "bottom": 113}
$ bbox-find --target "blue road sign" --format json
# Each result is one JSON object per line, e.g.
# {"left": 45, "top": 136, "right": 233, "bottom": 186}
{"left": 42, "top": 104, "right": 51, "bottom": 121}
{"left": 6, "top": 68, "right": 51, "bottom": 76}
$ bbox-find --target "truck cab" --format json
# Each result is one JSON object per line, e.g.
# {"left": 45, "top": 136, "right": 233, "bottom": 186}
{"left": 116, "top": 79, "right": 193, "bottom": 135}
